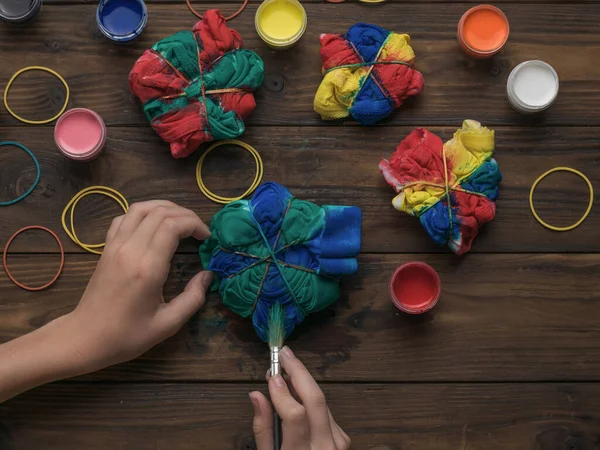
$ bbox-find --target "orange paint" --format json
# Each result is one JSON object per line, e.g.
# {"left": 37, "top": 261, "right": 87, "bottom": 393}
{"left": 458, "top": 5, "right": 509, "bottom": 59}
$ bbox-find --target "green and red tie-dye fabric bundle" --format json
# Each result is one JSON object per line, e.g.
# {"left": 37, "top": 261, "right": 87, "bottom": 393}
{"left": 129, "top": 10, "right": 264, "bottom": 158}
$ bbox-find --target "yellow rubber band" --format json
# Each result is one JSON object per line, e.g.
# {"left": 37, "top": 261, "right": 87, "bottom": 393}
{"left": 4, "top": 66, "right": 70, "bottom": 125}
{"left": 529, "top": 167, "right": 594, "bottom": 232}
{"left": 196, "top": 140, "right": 264, "bottom": 204}
{"left": 62, "top": 186, "right": 129, "bottom": 255}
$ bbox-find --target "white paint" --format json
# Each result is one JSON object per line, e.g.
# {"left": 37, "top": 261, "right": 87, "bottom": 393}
{"left": 507, "top": 61, "right": 559, "bottom": 113}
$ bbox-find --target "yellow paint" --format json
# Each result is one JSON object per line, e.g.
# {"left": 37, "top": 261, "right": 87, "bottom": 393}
{"left": 258, "top": 0, "right": 303, "bottom": 41}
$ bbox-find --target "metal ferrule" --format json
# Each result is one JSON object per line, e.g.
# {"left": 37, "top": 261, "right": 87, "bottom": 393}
{"left": 270, "top": 346, "right": 280, "bottom": 377}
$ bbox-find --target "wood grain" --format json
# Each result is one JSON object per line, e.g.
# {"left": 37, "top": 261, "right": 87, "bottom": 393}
{"left": 2, "top": 382, "right": 600, "bottom": 450}
{"left": 1, "top": 126, "right": 598, "bottom": 254}
{"left": 1, "top": 253, "right": 599, "bottom": 382}
{"left": 1, "top": 3, "right": 599, "bottom": 126}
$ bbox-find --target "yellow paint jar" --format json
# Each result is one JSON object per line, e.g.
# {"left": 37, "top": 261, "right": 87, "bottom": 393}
{"left": 255, "top": 0, "right": 307, "bottom": 50}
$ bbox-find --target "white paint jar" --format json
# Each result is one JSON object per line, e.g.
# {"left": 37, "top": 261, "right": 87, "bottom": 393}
{"left": 507, "top": 60, "right": 559, "bottom": 114}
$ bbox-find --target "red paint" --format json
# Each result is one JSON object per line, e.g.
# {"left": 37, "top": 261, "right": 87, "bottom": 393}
{"left": 389, "top": 262, "right": 441, "bottom": 314}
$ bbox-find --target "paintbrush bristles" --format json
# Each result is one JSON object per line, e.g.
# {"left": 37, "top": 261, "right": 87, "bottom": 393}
{"left": 268, "top": 303, "right": 285, "bottom": 349}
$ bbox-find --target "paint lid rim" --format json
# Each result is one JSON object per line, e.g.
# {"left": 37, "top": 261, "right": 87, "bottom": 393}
{"left": 507, "top": 60, "right": 560, "bottom": 111}
{"left": 388, "top": 262, "right": 441, "bottom": 315}
{"left": 0, "top": 0, "right": 42, "bottom": 22}
{"left": 458, "top": 4, "right": 510, "bottom": 55}
{"left": 96, "top": 0, "right": 148, "bottom": 42}
{"left": 54, "top": 108, "right": 106, "bottom": 161}
{"left": 255, "top": 0, "right": 308, "bottom": 47}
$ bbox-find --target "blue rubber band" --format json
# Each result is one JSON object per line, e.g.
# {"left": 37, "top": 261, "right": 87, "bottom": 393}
{"left": 0, "top": 141, "right": 41, "bottom": 206}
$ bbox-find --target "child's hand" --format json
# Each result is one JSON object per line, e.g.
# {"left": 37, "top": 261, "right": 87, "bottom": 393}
{"left": 69, "top": 200, "right": 213, "bottom": 372}
{"left": 250, "top": 346, "right": 351, "bottom": 450}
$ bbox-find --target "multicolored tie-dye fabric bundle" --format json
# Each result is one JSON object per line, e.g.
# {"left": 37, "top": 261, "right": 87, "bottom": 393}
{"left": 199, "top": 182, "right": 362, "bottom": 342}
{"left": 314, "top": 22, "right": 424, "bottom": 125}
{"left": 129, "top": 10, "right": 264, "bottom": 159}
{"left": 379, "top": 120, "right": 502, "bottom": 255}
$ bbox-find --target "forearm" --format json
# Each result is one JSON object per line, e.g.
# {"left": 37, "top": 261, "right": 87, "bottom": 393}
{"left": 0, "top": 313, "right": 89, "bottom": 403}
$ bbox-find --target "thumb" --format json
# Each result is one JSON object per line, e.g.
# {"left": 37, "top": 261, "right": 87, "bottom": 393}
{"left": 155, "top": 271, "right": 213, "bottom": 336}
{"left": 250, "top": 392, "right": 274, "bottom": 450}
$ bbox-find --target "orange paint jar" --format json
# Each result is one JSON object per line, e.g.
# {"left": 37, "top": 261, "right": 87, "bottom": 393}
{"left": 458, "top": 5, "right": 509, "bottom": 59}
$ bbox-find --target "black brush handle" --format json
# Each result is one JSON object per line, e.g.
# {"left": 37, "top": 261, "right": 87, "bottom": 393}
{"left": 273, "top": 410, "right": 282, "bottom": 450}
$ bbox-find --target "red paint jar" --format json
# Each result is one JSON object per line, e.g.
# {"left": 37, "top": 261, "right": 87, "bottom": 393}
{"left": 389, "top": 262, "right": 441, "bottom": 314}
{"left": 458, "top": 5, "right": 509, "bottom": 59}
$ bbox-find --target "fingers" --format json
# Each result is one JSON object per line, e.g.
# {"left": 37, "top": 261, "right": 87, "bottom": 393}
{"left": 154, "top": 271, "right": 213, "bottom": 336}
{"left": 279, "top": 346, "right": 334, "bottom": 444}
{"left": 130, "top": 206, "right": 210, "bottom": 254}
{"left": 149, "top": 214, "right": 211, "bottom": 259}
{"left": 105, "top": 215, "right": 124, "bottom": 245}
{"left": 249, "top": 391, "right": 274, "bottom": 450}
{"left": 268, "top": 374, "right": 311, "bottom": 448}
{"left": 328, "top": 408, "right": 351, "bottom": 449}
{"left": 113, "top": 200, "right": 177, "bottom": 242}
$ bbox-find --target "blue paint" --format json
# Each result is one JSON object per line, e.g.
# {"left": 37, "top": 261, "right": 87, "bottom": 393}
{"left": 97, "top": 0, "right": 147, "bottom": 42}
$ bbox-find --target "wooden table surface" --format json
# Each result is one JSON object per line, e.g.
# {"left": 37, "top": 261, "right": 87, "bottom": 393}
{"left": 1, "top": 1, "right": 600, "bottom": 449}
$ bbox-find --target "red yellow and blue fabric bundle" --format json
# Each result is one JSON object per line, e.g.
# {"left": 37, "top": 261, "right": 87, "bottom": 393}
{"left": 379, "top": 120, "right": 502, "bottom": 255}
{"left": 314, "top": 23, "right": 424, "bottom": 125}
{"left": 129, "top": 10, "right": 264, "bottom": 159}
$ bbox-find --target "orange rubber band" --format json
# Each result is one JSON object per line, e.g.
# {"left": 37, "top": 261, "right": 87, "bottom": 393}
{"left": 3, "top": 226, "right": 65, "bottom": 291}
{"left": 185, "top": 0, "right": 249, "bottom": 20}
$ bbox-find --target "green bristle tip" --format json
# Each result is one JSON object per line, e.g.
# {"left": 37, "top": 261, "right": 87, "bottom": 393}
{"left": 268, "top": 304, "right": 285, "bottom": 349}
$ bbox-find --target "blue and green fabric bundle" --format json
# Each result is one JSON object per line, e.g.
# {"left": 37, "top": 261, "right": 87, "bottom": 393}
{"left": 199, "top": 182, "right": 362, "bottom": 342}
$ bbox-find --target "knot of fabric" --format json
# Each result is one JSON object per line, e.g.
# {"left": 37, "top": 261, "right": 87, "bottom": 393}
{"left": 129, "top": 9, "right": 264, "bottom": 158}
{"left": 379, "top": 120, "right": 502, "bottom": 255}
{"left": 199, "top": 182, "right": 362, "bottom": 342}
{"left": 314, "top": 22, "right": 424, "bottom": 126}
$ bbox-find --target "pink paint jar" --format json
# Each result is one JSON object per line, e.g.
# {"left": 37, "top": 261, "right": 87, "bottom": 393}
{"left": 389, "top": 262, "right": 441, "bottom": 314}
{"left": 54, "top": 108, "right": 106, "bottom": 161}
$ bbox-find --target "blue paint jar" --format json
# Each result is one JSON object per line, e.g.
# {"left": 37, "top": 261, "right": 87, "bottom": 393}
{"left": 0, "top": 0, "right": 42, "bottom": 24}
{"left": 96, "top": 0, "right": 148, "bottom": 43}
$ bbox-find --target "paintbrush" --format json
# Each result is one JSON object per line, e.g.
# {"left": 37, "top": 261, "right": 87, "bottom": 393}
{"left": 268, "top": 304, "right": 285, "bottom": 450}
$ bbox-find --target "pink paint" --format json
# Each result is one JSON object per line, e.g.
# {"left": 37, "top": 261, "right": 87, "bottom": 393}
{"left": 54, "top": 108, "right": 106, "bottom": 161}
{"left": 389, "top": 262, "right": 441, "bottom": 314}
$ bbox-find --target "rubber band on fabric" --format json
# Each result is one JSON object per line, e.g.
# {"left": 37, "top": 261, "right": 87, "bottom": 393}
{"left": 196, "top": 140, "right": 263, "bottom": 204}
{"left": 4, "top": 66, "right": 70, "bottom": 125}
{"left": 62, "top": 186, "right": 129, "bottom": 255}
{"left": 396, "top": 145, "right": 487, "bottom": 245}
{"left": 324, "top": 60, "right": 413, "bottom": 75}
{"left": 0, "top": 141, "right": 41, "bottom": 206}
{"left": 3, "top": 226, "right": 65, "bottom": 291}
{"left": 529, "top": 167, "right": 594, "bottom": 232}
{"left": 185, "top": 0, "right": 248, "bottom": 20}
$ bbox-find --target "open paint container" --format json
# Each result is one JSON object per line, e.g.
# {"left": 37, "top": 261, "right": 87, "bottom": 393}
{"left": 54, "top": 108, "right": 106, "bottom": 162}
{"left": 255, "top": 0, "right": 307, "bottom": 50}
{"left": 389, "top": 262, "right": 441, "bottom": 314}
{"left": 96, "top": 0, "right": 148, "bottom": 42}
{"left": 507, "top": 60, "right": 559, "bottom": 114}
{"left": 0, "top": 0, "right": 42, "bottom": 24}
{"left": 458, "top": 5, "right": 509, "bottom": 59}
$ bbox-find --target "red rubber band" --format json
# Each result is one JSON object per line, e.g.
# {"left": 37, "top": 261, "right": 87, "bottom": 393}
{"left": 185, "top": 0, "right": 249, "bottom": 21}
{"left": 3, "top": 226, "right": 65, "bottom": 291}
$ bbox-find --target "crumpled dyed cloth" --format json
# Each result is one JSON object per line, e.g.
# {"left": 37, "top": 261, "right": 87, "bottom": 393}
{"left": 199, "top": 182, "right": 362, "bottom": 342}
{"left": 379, "top": 120, "right": 502, "bottom": 255}
{"left": 129, "top": 10, "right": 264, "bottom": 158}
{"left": 314, "top": 23, "right": 424, "bottom": 125}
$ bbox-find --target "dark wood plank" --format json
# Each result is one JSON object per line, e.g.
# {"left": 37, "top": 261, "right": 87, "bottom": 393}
{"left": 2, "top": 381, "right": 600, "bottom": 450}
{"left": 1, "top": 3, "right": 599, "bottom": 126}
{"left": 1, "top": 126, "right": 598, "bottom": 254}
{"left": 1, "top": 253, "right": 600, "bottom": 382}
